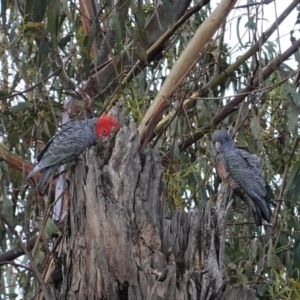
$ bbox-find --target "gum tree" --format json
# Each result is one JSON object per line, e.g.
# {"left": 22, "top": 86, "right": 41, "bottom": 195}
{"left": 0, "top": 0, "right": 300, "bottom": 299}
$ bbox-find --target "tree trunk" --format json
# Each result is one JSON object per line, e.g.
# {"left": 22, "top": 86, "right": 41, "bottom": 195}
{"left": 55, "top": 121, "right": 257, "bottom": 299}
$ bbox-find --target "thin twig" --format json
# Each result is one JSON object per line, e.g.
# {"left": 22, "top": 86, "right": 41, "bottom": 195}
{"left": 0, "top": 261, "right": 33, "bottom": 272}
{"left": 0, "top": 68, "right": 62, "bottom": 100}
{"left": 0, "top": 222, "right": 64, "bottom": 263}
{"left": 32, "top": 187, "right": 67, "bottom": 258}
{"left": 272, "top": 136, "right": 300, "bottom": 234}
{"left": 0, "top": 212, "right": 53, "bottom": 300}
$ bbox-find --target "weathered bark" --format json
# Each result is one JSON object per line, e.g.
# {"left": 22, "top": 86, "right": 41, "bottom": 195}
{"left": 221, "top": 284, "right": 258, "bottom": 300}
{"left": 82, "top": 0, "right": 193, "bottom": 98}
{"left": 56, "top": 114, "right": 257, "bottom": 299}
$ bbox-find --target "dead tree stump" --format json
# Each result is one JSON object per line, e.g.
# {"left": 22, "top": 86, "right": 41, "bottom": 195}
{"left": 58, "top": 123, "right": 256, "bottom": 300}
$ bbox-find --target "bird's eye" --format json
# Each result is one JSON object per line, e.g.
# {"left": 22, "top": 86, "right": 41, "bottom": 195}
{"left": 102, "top": 130, "right": 107, "bottom": 134}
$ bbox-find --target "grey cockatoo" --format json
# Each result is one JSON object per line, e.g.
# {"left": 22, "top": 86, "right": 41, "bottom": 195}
{"left": 27, "top": 115, "right": 120, "bottom": 190}
{"left": 211, "top": 129, "right": 271, "bottom": 226}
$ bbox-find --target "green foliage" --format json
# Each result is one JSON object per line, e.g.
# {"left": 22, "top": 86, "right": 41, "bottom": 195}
{"left": 0, "top": 0, "right": 300, "bottom": 298}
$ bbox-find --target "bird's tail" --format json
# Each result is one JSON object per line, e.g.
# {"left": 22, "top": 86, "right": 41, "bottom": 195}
{"left": 252, "top": 209, "right": 263, "bottom": 226}
{"left": 254, "top": 197, "right": 272, "bottom": 224}
{"left": 27, "top": 164, "right": 44, "bottom": 181}
{"left": 36, "top": 166, "right": 56, "bottom": 191}
{"left": 237, "top": 190, "right": 271, "bottom": 226}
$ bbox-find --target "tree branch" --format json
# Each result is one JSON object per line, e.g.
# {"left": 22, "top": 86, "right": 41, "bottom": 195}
{"left": 0, "top": 212, "right": 53, "bottom": 300}
{"left": 177, "top": 37, "right": 300, "bottom": 152}
{"left": 139, "top": 0, "right": 237, "bottom": 151}
{"left": 0, "top": 222, "right": 64, "bottom": 263}
{"left": 154, "top": 0, "right": 299, "bottom": 137}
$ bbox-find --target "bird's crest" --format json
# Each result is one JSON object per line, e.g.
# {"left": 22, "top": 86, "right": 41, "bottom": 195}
{"left": 95, "top": 114, "right": 120, "bottom": 138}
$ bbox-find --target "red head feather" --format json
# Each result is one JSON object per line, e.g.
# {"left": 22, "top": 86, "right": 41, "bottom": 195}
{"left": 95, "top": 114, "right": 120, "bottom": 139}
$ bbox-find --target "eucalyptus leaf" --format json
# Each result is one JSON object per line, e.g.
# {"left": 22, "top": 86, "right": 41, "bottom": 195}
{"left": 293, "top": 235, "right": 300, "bottom": 271}
{"left": 284, "top": 161, "right": 300, "bottom": 198}
{"left": 10, "top": 102, "right": 33, "bottom": 113}
{"left": 44, "top": 218, "right": 60, "bottom": 239}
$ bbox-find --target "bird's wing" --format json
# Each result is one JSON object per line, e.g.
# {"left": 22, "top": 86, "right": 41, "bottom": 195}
{"left": 37, "top": 124, "right": 91, "bottom": 168}
{"left": 223, "top": 148, "right": 271, "bottom": 221}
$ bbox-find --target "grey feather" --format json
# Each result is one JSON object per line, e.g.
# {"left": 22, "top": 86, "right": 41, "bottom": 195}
{"left": 212, "top": 129, "right": 271, "bottom": 226}
{"left": 27, "top": 118, "right": 100, "bottom": 190}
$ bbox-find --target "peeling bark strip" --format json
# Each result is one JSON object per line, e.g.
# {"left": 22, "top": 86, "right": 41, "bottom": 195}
{"left": 60, "top": 125, "right": 256, "bottom": 299}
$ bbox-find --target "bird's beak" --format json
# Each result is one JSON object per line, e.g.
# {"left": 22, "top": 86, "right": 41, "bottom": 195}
{"left": 102, "top": 136, "right": 109, "bottom": 143}
{"left": 215, "top": 141, "right": 221, "bottom": 150}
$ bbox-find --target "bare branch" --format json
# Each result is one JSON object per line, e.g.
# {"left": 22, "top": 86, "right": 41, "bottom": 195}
{"left": 0, "top": 212, "right": 53, "bottom": 300}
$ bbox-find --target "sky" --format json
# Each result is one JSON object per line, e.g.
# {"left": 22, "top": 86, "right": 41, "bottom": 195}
{"left": 212, "top": 0, "right": 300, "bottom": 68}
